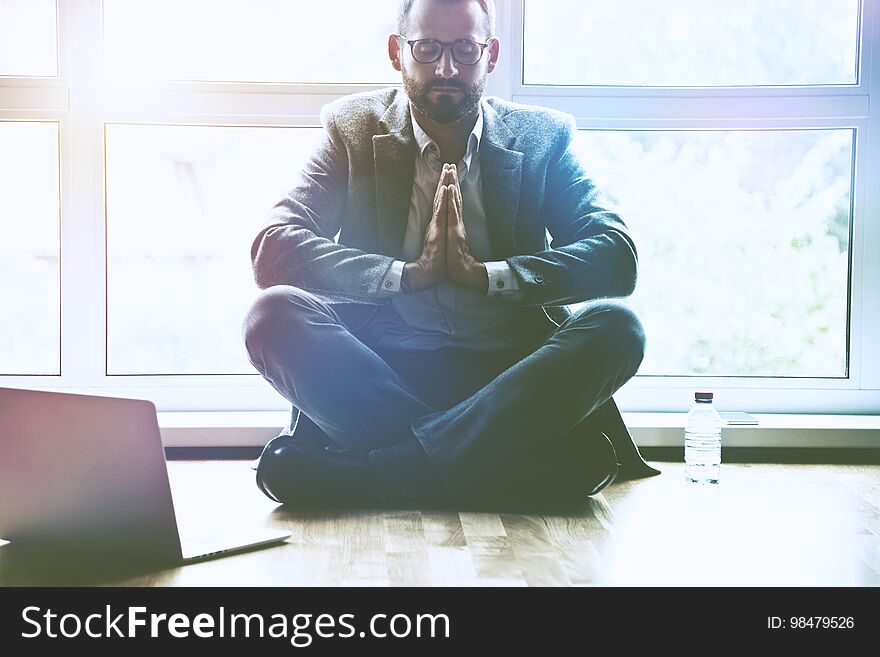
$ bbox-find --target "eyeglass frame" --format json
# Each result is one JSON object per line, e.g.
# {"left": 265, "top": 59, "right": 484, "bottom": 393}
{"left": 394, "top": 34, "right": 494, "bottom": 65}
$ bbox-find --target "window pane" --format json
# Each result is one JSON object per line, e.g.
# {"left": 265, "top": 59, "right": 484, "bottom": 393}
{"left": 570, "top": 128, "right": 852, "bottom": 377}
{"left": 0, "top": 122, "right": 60, "bottom": 375}
{"left": 102, "top": 0, "right": 399, "bottom": 83}
{"left": 524, "top": 0, "right": 860, "bottom": 86}
{"left": 0, "top": 0, "right": 57, "bottom": 76}
{"left": 105, "top": 124, "right": 324, "bottom": 375}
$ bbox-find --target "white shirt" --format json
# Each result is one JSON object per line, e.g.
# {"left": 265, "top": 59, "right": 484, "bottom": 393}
{"left": 355, "top": 105, "right": 528, "bottom": 351}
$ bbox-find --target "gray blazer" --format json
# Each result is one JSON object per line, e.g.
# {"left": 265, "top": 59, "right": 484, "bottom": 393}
{"left": 250, "top": 87, "right": 637, "bottom": 337}
{"left": 251, "top": 87, "right": 650, "bottom": 473}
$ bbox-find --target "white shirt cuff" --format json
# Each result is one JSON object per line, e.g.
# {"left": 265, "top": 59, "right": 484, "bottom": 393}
{"left": 377, "top": 260, "right": 406, "bottom": 296}
{"left": 485, "top": 261, "right": 522, "bottom": 301}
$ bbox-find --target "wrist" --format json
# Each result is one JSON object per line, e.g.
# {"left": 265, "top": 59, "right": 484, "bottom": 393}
{"left": 475, "top": 261, "right": 488, "bottom": 295}
{"left": 404, "top": 261, "right": 428, "bottom": 292}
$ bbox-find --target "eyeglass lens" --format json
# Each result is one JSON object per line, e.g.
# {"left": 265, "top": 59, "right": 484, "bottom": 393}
{"left": 412, "top": 40, "right": 482, "bottom": 64}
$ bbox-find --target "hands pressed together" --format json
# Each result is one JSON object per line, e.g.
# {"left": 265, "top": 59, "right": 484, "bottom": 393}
{"left": 403, "top": 163, "right": 488, "bottom": 295}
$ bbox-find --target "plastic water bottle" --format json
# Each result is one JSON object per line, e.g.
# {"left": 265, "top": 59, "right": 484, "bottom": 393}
{"left": 684, "top": 391, "right": 722, "bottom": 484}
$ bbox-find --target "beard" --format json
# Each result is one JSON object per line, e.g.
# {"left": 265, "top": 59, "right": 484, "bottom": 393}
{"left": 402, "top": 69, "right": 485, "bottom": 124}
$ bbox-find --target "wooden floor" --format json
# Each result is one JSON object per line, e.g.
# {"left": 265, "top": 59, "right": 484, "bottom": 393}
{"left": 2, "top": 459, "right": 879, "bottom": 586}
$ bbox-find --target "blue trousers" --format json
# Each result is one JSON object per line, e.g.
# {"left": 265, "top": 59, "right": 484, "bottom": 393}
{"left": 243, "top": 285, "right": 645, "bottom": 503}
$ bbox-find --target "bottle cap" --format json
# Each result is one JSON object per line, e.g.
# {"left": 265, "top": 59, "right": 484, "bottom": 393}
{"left": 695, "top": 391, "right": 714, "bottom": 402}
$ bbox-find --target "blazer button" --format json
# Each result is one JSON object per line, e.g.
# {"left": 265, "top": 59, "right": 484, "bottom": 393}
{"left": 534, "top": 276, "right": 544, "bottom": 284}
{"left": 385, "top": 280, "right": 393, "bottom": 288}
{"left": 496, "top": 280, "right": 505, "bottom": 289}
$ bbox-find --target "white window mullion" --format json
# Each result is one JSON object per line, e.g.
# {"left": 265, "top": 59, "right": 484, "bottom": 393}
{"left": 0, "top": 84, "right": 66, "bottom": 116}
{"left": 484, "top": 0, "right": 514, "bottom": 100}
{"left": 857, "top": 0, "right": 880, "bottom": 391}
{"left": 59, "top": 0, "right": 105, "bottom": 389}
{"left": 614, "top": 385, "right": 879, "bottom": 415}
{"left": 98, "top": 85, "right": 367, "bottom": 125}
{"left": 506, "top": 0, "right": 524, "bottom": 98}
{"left": 510, "top": 95, "right": 869, "bottom": 125}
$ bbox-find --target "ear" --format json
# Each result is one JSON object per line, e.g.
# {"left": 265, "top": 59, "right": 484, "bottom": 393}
{"left": 486, "top": 37, "right": 500, "bottom": 74}
{"left": 388, "top": 34, "right": 402, "bottom": 72}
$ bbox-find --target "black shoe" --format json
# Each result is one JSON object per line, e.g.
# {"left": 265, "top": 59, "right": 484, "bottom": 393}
{"left": 256, "top": 436, "right": 374, "bottom": 506}
{"left": 591, "top": 399, "right": 661, "bottom": 480}
{"left": 616, "top": 461, "right": 662, "bottom": 481}
{"left": 531, "top": 429, "right": 619, "bottom": 499}
{"left": 582, "top": 431, "right": 619, "bottom": 496}
{"left": 474, "top": 430, "right": 619, "bottom": 510}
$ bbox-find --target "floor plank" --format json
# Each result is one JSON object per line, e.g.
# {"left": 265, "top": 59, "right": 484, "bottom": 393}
{"left": 2, "top": 459, "right": 879, "bottom": 586}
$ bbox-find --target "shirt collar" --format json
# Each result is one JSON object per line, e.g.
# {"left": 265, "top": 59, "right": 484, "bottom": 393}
{"left": 410, "top": 104, "right": 483, "bottom": 173}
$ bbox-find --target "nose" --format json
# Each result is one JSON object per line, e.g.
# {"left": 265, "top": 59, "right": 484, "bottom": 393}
{"left": 434, "top": 46, "right": 458, "bottom": 79}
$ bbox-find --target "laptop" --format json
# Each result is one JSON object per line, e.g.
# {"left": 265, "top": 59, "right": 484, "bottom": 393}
{"left": 0, "top": 386, "right": 290, "bottom": 564}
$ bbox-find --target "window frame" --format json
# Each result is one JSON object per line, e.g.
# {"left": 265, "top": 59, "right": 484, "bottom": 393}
{"left": 0, "top": 0, "right": 876, "bottom": 418}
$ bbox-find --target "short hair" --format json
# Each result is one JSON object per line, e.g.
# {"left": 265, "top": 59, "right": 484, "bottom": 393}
{"left": 397, "top": 0, "right": 496, "bottom": 39}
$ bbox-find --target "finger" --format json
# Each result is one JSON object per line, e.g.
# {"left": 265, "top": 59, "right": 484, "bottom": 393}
{"left": 439, "top": 184, "right": 449, "bottom": 216}
{"left": 447, "top": 188, "right": 463, "bottom": 247}
{"left": 440, "top": 186, "right": 449, "bottom": 227}
{"left": 446, "top": 172, "right": 461, "bottom": 215}
{"left": 438, "top": 186, "right": 449, "bottom": 237}
{"left": 442, "top": 164, "right": 456, "bottom": 186}
{"left": 445, "top": 187, "right": 454, "bottom": 238}
{"left": 435, "top": 165, "right": 451, "bottom": 198}
{"left": 431, "top": 188, "right": 446, "bottom": 248}
{"left": 434, "top": 176, "right": 449, "bottom": 214}
{"left": 451, "top": 185, "right": 463, "bottom": 231}
{"left": 445, "top": 185, "right": 457, "bottom": 225}
{"left": 434, "top": 176, "right": 446, "bottom": 206}
{"left": 452, "top": 183, "right": 462, "bottom": 216}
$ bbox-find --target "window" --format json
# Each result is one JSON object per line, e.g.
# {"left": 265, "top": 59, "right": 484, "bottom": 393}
{"left": 523, "top": 0, "right": 860, "bottom": 87}
{"left": 0, "top": 121, "right": 60, "bottom": 375}
{"left": 104, "top": 124, "right": 323, "bottom": 375}
{"left": 569, "top": 128, "right": 852, "bottom": 378}
{"left": 1, "top": 0, "right": 878, "bottom": 418}
{"left": 0, "top": 0, "right": 57, "bottom": 77}
{"left": 102, "top": 0, "right": 399, "bottom": 83}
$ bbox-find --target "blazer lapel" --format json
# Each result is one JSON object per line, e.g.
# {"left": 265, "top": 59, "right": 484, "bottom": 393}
{"left": 374, "top": 93, "right": 416, "bottom": 257}
{"left": 480, "top": 101, "right": 523, "bottom": 259}
{"left": 371, "top": 95, "right": 524, "bottom": 260}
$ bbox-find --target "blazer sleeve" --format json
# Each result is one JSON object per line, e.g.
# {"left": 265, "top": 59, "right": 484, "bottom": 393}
{"left": 505, "top": 116, "right": 638, "bottom": 307}
{"left": 249, "top": 111, "right": 395, "bottom": 300}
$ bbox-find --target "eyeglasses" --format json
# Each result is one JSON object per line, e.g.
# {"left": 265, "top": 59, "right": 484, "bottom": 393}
{"left": 395, "top": 35, "right": 491, "bottom": 65}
